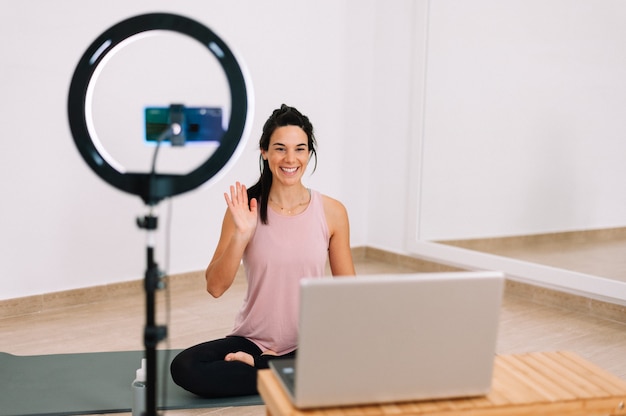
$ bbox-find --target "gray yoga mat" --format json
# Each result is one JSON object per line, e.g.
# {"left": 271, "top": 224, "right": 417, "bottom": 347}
{"left": 0, "top": 349, "right": 263, "bottom": 416}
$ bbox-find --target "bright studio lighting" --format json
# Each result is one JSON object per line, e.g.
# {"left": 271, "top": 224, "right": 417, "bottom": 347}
{"left": 68, "top": 12, "right": 253, "bottom": 206}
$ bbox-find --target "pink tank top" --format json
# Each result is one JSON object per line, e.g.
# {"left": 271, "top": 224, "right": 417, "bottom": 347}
{"left": 228, "top": 189, "right": 329, "bottom": 354}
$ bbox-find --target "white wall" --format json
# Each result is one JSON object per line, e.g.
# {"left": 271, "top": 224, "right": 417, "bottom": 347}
{"left": 411, "top": 0, "right": 626, "bottom": 243}
{"left": 367, "top": 1, "right": 429, "bottom": 252}
{"left": 0, "top": 0, "right": 388, "bottom": 300}
{"left": 3, "top": 0, "right": 626, "bottom": 300}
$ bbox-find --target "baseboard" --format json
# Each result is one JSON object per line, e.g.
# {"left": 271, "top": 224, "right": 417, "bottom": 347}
{"left": 355, "top": 246, "right": 462, "bottom": 272}
{"left": 2, "top": 246, "right": 624, "bottom": 324}
{"left": 504, "top": 279, "right": 626, "bottom": 324}
{"left": 0, "top": 272, "right": 199, "bottom": 320}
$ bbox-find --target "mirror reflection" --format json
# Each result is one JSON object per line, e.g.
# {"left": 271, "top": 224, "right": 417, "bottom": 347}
{"left": 438, "top": 230, "right": 626, "bottom": 285}
{"left": 409, "top": 0, "right": 626, "bottom": 301}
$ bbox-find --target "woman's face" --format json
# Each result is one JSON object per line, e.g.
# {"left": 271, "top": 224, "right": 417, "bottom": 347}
{"left": 261, "top": 125, "right": 310, "bottom": 187}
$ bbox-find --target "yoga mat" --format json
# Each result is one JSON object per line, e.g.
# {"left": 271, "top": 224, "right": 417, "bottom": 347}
{"left": 0, "top": 349, "right": 263, "bottom": 416}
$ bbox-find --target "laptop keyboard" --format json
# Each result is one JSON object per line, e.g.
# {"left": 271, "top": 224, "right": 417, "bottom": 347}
{"left": 271, "top": 359, "right": 297, "bottom": 395}
{"left": 281, "top": 366, "right": 296, "bottom": 394}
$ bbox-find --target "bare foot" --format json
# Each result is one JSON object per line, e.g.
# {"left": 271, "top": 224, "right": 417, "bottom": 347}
{"left": 224, "top": 351, "right": 254, "bottom": 366}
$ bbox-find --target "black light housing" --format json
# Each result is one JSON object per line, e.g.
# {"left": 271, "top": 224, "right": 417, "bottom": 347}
{"left": 68, "top": 13, "right": 251, "bottom": 205}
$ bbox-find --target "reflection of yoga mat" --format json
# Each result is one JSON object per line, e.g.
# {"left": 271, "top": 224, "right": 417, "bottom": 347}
{"left": 0, "top": 350, "right": 263, "bottom": 416}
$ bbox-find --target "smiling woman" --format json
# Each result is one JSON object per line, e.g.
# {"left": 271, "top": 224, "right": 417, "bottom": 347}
{"left": 263, "top": 125, "right": 311, "bottom": 194}
{"left": 169, "top": 104, "right": 356, "bottom": 398}
{"left": 249, "top": 105, "right": 319, "bottom": 223}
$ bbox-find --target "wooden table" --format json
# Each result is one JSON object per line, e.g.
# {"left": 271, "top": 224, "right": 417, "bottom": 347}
{"left": 258, "top": 351, "right": 626, "bottom": 416}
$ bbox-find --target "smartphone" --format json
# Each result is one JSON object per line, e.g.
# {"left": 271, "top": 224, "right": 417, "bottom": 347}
{"left": 144, "top": 106, "right": 225, "bottom": 145}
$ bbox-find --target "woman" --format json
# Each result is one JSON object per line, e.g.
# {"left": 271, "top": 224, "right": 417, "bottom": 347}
{"left": 170, "top": 104, "right": 355, "bottom": 397}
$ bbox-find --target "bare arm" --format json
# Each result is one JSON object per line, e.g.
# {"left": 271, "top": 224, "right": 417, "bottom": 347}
{"left": 224, "top": 193, "right": 354, "bottom": 368}
{"left": 205, "top": 182, "right": 258, "bottom": 297}
{"left": 323, "top": 195, "right": 356, "bottom": 276}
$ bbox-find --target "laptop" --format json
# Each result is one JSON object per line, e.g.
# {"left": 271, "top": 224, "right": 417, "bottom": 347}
{"left": 269, "top": 271, "right": 505, "bottom": 409}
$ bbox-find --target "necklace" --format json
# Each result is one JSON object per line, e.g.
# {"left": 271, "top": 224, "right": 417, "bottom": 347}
{"left": 269, "top": 190, "right": 311, "bottom": 214}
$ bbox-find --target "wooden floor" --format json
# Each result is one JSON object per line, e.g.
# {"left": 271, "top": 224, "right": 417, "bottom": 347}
{"left": 1, "top": 255, "right": 625, "bottom": 416}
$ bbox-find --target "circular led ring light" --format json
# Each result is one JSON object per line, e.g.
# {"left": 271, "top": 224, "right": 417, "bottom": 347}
{"left": 68, "top": 13, "right": 251, "bottom": 205}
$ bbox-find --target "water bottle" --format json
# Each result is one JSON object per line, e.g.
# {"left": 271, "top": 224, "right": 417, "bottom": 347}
{"left": 132, "top": 358, "right": 146, "bottom": 416}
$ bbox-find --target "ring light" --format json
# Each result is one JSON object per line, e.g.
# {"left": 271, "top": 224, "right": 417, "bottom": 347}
{"left": 68, "top": 13, "right": 252, "bottom": 205}
{"left": 67, "top": 13, "right": 253, "bottom": 416}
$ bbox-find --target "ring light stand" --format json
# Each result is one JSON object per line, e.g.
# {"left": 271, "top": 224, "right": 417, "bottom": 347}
{"left": 68, "top": 13, "right": 251, "bottom": 416}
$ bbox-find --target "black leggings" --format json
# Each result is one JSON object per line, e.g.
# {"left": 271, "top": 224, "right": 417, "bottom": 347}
{"left": 170, "top": 336, "right": 296, "bottom": 397}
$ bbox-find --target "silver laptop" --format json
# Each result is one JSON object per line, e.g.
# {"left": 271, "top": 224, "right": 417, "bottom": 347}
{"left": 269, "top": 271, "right": 504, "bottom": 409}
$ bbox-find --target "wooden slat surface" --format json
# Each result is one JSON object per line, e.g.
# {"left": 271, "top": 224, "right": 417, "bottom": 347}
{"left": 258, "top": 351, "right": 626, "bottom": 416}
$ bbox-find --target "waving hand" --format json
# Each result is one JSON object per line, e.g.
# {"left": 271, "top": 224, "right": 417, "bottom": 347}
{"left": 224, "top": 182, "right": 258, "bottom": 242}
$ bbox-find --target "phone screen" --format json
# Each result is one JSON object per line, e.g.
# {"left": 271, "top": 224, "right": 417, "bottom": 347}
{"left": 144, "top": 106, "right": 225, "bottom": 145}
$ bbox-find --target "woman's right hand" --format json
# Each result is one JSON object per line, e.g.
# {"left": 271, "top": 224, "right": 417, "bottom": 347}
{"left": 224, "top": 182, "right": 258, "bottom": 241}
{"left": 206, "top": 182, "right": 257, "bottom": 297}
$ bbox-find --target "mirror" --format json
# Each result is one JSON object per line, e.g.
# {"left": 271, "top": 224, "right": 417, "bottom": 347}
{"left": 407, "top": 0, "right": 626, "bottom": 303}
